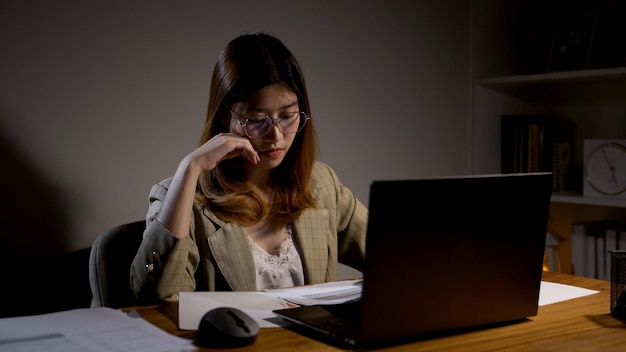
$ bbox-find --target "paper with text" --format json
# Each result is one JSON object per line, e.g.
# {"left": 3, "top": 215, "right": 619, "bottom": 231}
{"left": 0, "top": 307, "right": 192, "bottom": 352}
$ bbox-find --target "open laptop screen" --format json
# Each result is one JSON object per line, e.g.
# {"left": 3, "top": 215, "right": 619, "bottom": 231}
{"left": 359, "top": 172, "right": 553, "bottom": 344}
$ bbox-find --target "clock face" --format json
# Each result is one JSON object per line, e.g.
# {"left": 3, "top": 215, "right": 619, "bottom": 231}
{"left": 584, "top": 141, "right": 626, "bottom": 197}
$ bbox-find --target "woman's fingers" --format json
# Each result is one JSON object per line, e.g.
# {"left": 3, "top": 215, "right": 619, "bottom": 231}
{"left": 228, "top": 147, "right": 260, "bottom": 165}
{"left": 241, "top": 148, "right": 260, "bottom": 164}
{"left": 201, "top": 133, "right": 259, "bottom": 167}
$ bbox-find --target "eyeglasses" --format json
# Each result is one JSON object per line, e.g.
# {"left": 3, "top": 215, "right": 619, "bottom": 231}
{"left": 231, "top": 110, "right": 310, "bottom": 139}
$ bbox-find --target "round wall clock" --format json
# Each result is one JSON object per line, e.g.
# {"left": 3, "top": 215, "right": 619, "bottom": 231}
{"left": 583, "top": 139, "right": 626, "bottom": 199}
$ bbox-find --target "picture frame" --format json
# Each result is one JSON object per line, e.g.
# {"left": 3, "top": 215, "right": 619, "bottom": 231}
{"left": 547, "top": 13, "right": 598, "bottom": 72}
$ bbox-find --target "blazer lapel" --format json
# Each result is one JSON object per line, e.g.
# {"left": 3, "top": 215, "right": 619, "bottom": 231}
{"left": 293, "top": 207, "right": 330, "bottom": 283}
{"left": 202, "top": 209, "right": 257, "bottom": 291}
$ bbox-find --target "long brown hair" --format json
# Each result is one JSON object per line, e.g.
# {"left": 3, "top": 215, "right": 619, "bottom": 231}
{"left": 197, "top": 32, "right": 317, "bottom": 226}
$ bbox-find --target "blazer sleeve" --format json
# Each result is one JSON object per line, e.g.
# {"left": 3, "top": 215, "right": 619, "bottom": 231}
{"left": 130, "top": 178, "right": 200, "bottom": 302}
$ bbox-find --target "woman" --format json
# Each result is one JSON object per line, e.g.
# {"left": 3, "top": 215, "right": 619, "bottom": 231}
{"left": 130, "top": 32, "right": 367, "bottom": 303}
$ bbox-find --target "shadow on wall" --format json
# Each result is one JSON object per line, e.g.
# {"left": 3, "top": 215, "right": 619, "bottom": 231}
{"left": 0, "top": 121, "right": 91, "bottom": 317}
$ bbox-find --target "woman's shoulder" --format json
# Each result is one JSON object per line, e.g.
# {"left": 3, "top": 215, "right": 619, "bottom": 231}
{"left": 311, "top": 161, "right": 340, "bottom": 183}
{"left": 310, "top": 161, "right": 347, "bottom": 195}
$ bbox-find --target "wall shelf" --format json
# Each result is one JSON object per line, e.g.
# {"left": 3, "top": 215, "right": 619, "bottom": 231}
{"left": 477, "top": 67, "right": 626, "bottom": 87}
{"left": 551, "top": 192, "right": 626, "bottom": 208}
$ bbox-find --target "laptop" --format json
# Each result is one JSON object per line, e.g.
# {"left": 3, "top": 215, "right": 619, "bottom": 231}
{"left": 273, "top": 172, "right": 553, "bottom": 348}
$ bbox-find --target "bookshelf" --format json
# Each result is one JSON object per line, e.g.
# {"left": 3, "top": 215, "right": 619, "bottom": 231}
{"left": 471, "top": 0, "right": 626, "bottom": 275}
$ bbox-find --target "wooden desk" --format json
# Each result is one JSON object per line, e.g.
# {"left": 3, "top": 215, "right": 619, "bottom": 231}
{"left": 127, "top": 272, "right": 626, "bottom": 351}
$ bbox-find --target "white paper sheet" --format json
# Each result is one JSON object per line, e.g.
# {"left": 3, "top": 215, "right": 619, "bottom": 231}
{"left": 538, "top": 281, "right": 599, "bottom": 306}
{"left": 0, "top": 307, "right": 193, "bottom": 352}
{"left": 178, "top": 291, "right": 291, "bottom": 329}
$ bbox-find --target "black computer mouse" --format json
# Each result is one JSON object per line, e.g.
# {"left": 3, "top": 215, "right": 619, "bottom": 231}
{"left": 196, "top": 307, "right": 259, "bottom": 348}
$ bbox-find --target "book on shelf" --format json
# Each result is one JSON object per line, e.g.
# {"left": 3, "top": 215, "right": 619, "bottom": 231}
{"left": 586, "top": 231, "right": 603, "bottom": 280}
{"left": 552, "top": 142, "right": 570, "bottom": 192}
{"left": 501, "top": 115, "right": 556, "bottom": 174}
{"left": 572, "top": 221, "right": 625, "bottom": 280}
{"left": 501, "top": 115, "right": 575, "bottom": 191}
{"left": 552, "top": 121, "right": 575, "bottom": 192}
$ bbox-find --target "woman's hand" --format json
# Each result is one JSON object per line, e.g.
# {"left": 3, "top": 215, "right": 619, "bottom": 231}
{"left": 186, "top": 132, "right": 260, "bottom": 173}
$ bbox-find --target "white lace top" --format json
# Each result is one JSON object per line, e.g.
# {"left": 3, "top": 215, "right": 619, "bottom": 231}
{"left": 248, "top": 225, "right": 304, "bottom": 290}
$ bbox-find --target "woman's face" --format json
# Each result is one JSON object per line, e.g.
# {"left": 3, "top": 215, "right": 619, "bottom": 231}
{"left": 230, "top": 83, "right": 299, "bottom": 171}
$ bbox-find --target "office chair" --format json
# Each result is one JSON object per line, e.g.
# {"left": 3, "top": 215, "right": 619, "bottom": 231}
{"left": 89, "top": 220, "right": 146, "bottom": 308}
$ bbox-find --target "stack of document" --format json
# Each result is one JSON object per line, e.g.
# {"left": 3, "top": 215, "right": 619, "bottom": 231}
{"left": 267, "top": 279, "right": 363, "bottom": 306}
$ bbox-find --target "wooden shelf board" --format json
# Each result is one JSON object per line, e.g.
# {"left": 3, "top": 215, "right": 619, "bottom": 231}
{"left": 477, "top": 67, "right": 626, "bottom": 87}
{"left": 551, "top": 192, "right": 626, "bottom": 208}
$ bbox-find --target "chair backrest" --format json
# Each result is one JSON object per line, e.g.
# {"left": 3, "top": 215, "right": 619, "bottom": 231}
{"left": 89, "top": 220, "right": 145, "bottom": 308}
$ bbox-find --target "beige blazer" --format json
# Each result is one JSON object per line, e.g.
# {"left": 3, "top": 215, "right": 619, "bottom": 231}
{"left": 130, "top": 161, "right": 368, "bottom": 302}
